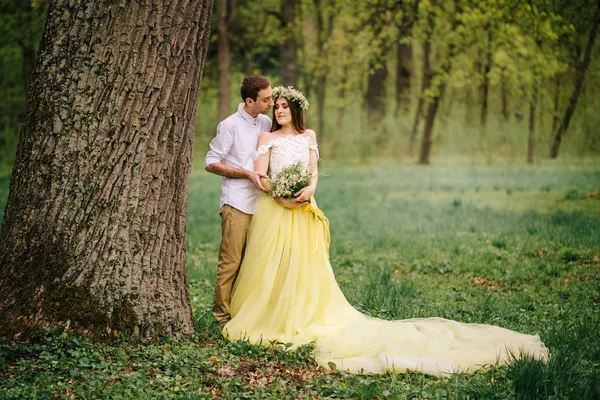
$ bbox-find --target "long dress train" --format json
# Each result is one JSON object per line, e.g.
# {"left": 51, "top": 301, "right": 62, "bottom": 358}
{"left": 223, "top": 136, "right": 547, "bottom": 377}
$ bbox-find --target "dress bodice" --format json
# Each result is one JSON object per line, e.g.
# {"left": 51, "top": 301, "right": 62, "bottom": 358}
{"left": 253, "top": 135, "right": 318, "bottom": 177}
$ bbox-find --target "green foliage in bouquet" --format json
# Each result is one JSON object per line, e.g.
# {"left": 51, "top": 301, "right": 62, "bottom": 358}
{"left": 269, "top": 162, "right": 312, "bottom": 199}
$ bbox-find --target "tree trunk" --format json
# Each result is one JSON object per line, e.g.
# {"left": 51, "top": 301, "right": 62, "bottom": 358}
{"left": 0, "top": 0, "right": 213, "bottom": 340}
{"left": 396, "top": 42, "right": 412, "bottom": 113}
{"left": 314, "top": 0, "right": 333, "bottom": 144}
{"left": 418, "top": 3, "right": 461, "bottom": 164}
{"left": 281, "top": 0, "right": 298, "bottom": 87}
{"left": 243, "top": 49, "right": 253, "bottom": 75}
{"left": 500, "top": 67, "right": 509, "bottom": 121}
{"left": 480, "top": 28, "right": 492, "bottom": 129}
{"left": 419, "top": 75, "right": 451, "bottom": 165}
{"left": 22, "top": 46, "right": 36, "bottom": 97}
{"left": 550, "top": 0, "right": 600, "bottom": 158}
{"left": 551, "top": 74, "right": 561, "bottom": 135}
{"left": 527, "top": 85, "right": 537, "bottom": 164}
{"left": 366, "top": 65, "right": 388, "bottom": 125}
{"left": 409, "top": 39, "right": 431, "bottom": 157}
{"left": 335, "top": 63, "right": 349, "bottom": 134}
{"left": 217, "top": 0, "right": 235, "bottom": 121}
{"left": 20, "top": 2, "right": 36, "bottom": 96}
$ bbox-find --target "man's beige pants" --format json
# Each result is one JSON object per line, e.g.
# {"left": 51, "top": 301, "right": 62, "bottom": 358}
{"left": 212, "top": 204, "right": 252, "bottom": 321}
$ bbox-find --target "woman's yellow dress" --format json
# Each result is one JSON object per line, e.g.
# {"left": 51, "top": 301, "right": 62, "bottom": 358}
{"left": 223, "top": 135, "right": 547, "bottom": 376}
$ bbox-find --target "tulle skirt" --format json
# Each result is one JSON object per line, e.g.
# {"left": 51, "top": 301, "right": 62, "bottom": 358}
{"left": 223, "top": 195, "right": 547, "bottom": 376}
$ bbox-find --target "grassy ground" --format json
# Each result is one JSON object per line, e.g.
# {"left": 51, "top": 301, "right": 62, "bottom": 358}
{"left": 1, "top": 158, "right": 599, "bottom": 399}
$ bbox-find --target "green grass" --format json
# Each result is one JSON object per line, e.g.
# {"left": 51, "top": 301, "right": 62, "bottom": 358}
{"left": 1, "top": 158, "right": 599, "bottom": 398}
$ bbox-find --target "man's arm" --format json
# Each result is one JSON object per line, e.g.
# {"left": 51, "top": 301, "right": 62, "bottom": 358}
{"left": 204, "top": 121, "right": 268, "bottom": 192}
{"left": 205, "top": 162, "right": 268, "bottom": 192}
{"left": 205, "top": 162, "right": 251, "bottom": 179}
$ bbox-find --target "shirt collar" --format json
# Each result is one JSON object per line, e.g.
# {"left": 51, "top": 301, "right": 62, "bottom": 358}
{"left": 238, "top": 103, "right": 258, "bottom": 124}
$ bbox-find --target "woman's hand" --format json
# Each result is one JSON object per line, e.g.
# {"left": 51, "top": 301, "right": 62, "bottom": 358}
{"left": 293, "top": 184, "right": 316, "bottom": 203}
{"left": 259, "top": 176, "right": 271, "bottom": 194}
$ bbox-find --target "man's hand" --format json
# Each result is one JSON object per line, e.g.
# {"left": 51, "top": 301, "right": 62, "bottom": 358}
{"left": 247, "top": 170, "right": 269, "bottom": 193}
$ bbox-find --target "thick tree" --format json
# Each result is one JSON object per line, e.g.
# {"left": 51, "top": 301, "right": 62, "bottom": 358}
{"left": 0, "top": 0, "right": 213, "bottom": 339}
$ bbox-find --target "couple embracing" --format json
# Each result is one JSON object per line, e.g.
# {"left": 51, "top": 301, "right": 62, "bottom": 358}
{"left": 204, "top": 74, "right": 547, "bottom": 376}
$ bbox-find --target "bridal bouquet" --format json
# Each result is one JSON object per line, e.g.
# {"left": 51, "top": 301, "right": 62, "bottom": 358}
{"left": 269, "top": 161, "right": 313, "bottom": 199}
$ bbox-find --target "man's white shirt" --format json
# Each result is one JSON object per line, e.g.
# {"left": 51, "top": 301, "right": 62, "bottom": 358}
{"left": 205, "top": 103, "right": 272, "bottom": 214}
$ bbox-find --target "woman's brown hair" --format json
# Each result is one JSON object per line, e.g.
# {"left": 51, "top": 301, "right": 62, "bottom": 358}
{"left": 270, "top": 97, "right": 305, "bottom": 133}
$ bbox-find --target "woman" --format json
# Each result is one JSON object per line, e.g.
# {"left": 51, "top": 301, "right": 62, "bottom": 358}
{"left": 222, "top": 86, "right": 547, "bottom": 377}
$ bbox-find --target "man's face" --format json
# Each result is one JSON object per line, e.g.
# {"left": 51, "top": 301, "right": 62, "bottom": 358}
{"left": 248, "top": 86, "right": 274, "bottom": 116}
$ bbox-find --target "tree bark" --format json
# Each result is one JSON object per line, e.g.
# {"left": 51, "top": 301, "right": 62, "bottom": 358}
{"left": 396, "top": 42, "right": 412, "bottom": 113}
{"left": 0, "top": 0, "right": 213, "bottom": 340}
{"left": 281, "top": 0, "right": 298, "bottom": 87}
{"left": 217, "top": 0, "right": 235, "bottom": 122}
{"left": 550, "top": 0, "right": 600, "bottom": 158}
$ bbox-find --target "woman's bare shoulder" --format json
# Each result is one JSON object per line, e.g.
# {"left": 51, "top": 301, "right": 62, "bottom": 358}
{"left": 303, "top": 129, "right": 317, "bottom": 142}
{"left": 258, "top": 131, "right": 276, "bottom": 143}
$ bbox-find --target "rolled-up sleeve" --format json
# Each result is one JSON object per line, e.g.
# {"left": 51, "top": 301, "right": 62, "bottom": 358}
{"left": 205, "top": 121, "right": 233, "bottom": 168}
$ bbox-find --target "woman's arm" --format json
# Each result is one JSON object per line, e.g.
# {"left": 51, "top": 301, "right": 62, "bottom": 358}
{"left": 293, "top": 130, "right": 319, "bottom": 203}
{"left": 253, "top": 132, "right": 273, "bottom": 192}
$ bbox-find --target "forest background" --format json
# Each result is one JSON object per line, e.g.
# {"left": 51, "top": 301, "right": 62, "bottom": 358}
{"left": 1, "top": 0, "right": 599, "bottom": 169}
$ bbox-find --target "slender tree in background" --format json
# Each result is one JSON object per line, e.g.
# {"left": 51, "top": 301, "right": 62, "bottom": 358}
{"left": 355, "top": 0, "right": 414, "bottom": 145}
{"left": 281, "top": 0, "right": 298, "bottom": 87}
{"left": 409, "top": 39, "right": 431, "bottom": 157}
{"left": 0, "top": 0, "right": 47, "bottom": 164}
{"left": 228, "top": 0, "right": 282, "bottom": 75}
{"left": 396, "top": 42, "right": 413, "bottom": 113}
{"left": 550, "top": 0, "right": 600, "bottom": 158}
{"left": 313, "top": 0, "right": 334, "bottom": 142}
{"left": 0, "top": 1, "right": 46, "bottom": 95}
{"left": 419, "top": 1, "right": 463, "bottom": 164}
{"left": 499, "top": 66, "right": 510, "bottom": 121}
{"left": 527, "top": 80, "right": 537, "bottom": 164}
{"left": 0, "top": 0, "right": 213, "bottom": 339}
{"left": 551, "top": 73, "right": 562, "bottom": 135}
{"left": 479, "top": 26, "right": 493, "bottom": 129}
{"left": 217, "top": 0, "right": 236, "bottom": 121}
{"left": 396, "top": 0, "right": 419, "bottom": 114}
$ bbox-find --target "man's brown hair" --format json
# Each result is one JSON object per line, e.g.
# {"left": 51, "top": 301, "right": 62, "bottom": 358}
{"left": 240, "top": 74, "right": 271, "bottom": 102}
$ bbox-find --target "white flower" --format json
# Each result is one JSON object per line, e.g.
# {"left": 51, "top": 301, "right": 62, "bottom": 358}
{"left": 272, "top": 86, "right": 309, "bottom": 110}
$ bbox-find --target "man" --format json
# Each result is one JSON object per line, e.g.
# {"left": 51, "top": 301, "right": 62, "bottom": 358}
{"left": 204, "top": 74, "right": 274, "bottom": 322}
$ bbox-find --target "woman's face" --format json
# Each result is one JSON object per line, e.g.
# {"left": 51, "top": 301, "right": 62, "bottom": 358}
{"left": 274, "top": 97, "right": 292, "bottom": 126}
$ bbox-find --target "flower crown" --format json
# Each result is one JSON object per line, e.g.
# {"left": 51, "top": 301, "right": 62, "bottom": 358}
{"left": 272, "top": 86, "right": 309, "bottom": 111}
